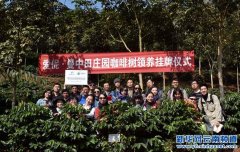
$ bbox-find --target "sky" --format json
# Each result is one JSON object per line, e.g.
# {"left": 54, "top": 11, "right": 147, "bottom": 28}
{"left": 59, "top": 0, "right": 101, "bottom": 9}
{"left": 59, "top": 0, "right": 75, "bottom": 9}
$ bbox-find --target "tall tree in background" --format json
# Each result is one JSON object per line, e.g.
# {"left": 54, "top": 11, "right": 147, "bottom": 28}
{"left": 169, "top": 0, "right": 240, "bottom": 98}
{"left": 0, "top": 0, "right": 68, "bottom": 107}
{"left": 168, "top": 1, "right": 218, "bottom": 88}
{"left": 71, "top": 0, "right": 108, "bottom": 52}
{"left": 225, "top": 5, "right": 240, "bottom": 93}
{"left": 98, "top": 0, "right": 173, "bottom": 88}
{"left": 200, "top": 0, "right": 239, "bottom": 99}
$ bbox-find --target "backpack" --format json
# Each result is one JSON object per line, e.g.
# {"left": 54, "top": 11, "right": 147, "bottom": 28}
{"left": 209, "top": 95, "right": 227, "bottom": 119}
{"left": 200, "top": 94, "right": 227, "bottom": 120}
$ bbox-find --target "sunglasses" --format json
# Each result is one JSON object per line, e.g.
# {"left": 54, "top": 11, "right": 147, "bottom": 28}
{"left": 135, "top": 88, "right": 140, "bottom": 89}
{"left": 94, "top": 91, "right": 100, "bottom": 93}
{"left": 99, "top": 97, "right": 106, "bottom": 100}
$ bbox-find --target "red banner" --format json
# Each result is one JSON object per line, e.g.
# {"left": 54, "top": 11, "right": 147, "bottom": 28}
{"left": 38, "top": 51, "right": 194, "bottom": 75}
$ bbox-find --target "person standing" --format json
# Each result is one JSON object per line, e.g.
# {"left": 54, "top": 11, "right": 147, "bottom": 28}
{"left": 118, "top": 87, "right": 130, "bottom": 103}
{"left": 52, "top": 98, "right": 64, "bottom": 116}
{"left": 68, "top": 97, "right": 78, "bottom": 106}
{"left": 79, "top": 85, "right": 90, "bottom": 105}
{"left": 93, "top": 87, "right": 101, "bottom": 107}
{"left": 145, "top": 79, "right": 155, "bottom": 95}
{"left": 88, "top": 81, "right": 96, "bottom": 95}
{"left": 61, "top": 89, "right": 70, "bottom": 103}
{"left": 133, "top": 94, "right": 144, "bottom": 109}
{"left": 185, "top": 80, "right": 202, "bottom": 108}
{"left": 36, "top": 89, "right": 52, "bottom": 109}
{"left": 94, "top": 94, "right": 108, "bottom": 121}
{"left": 126, "top": 79, "right": 134, "bottom": 99}
{"left": 143, "top": 92, "right": 157, "bottom": 110}
{"left": 189, "top": 80, "right": 202, "bottom": 100}
{"left": 172, "top": 88, "right": 184, "bottom": 102}
{"left": 102, "top": 82, "right": 111, "bottom": 96}
{"left": 83, "top": 95, "right": 94, "bottom": 111}
{"left": 167, "top": 78, "right": 188, "bottom": 101}
{"left": 133, "top": 84, "right": 146, "bottom": 100}
{"left": 102, "top": 82, "right": 112, "bottom": 103}
{"left": 151, "top": 86, "right": 163, "bottom": 103}
{"left": 70, "top": 85, "right": 81, "bottom": 100}
{"left": 52, "top": 83, "right": 62, "bottom": 101}
{"left": 111, "top": 78, "right": 121, "bottom": 103}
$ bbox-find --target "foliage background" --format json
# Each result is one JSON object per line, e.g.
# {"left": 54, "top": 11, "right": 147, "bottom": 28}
{"left": 0, "top": 0, "right": 240, "bottom": 151}
{"left": 0, "top": 93, "right": 240, "bottom": 151}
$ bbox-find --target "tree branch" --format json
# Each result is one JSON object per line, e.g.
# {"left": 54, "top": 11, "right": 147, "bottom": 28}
{"left": 118, "top": 31, "right": 132, "bottom": 52}
{"left": 108, "top": 28, "right": 132, "bottom": 52}
{"left": 202, "top": 3, "right": 218, "bottom": 21}
{"left": 108, "top": 28, "right": 122, "bottom": 43}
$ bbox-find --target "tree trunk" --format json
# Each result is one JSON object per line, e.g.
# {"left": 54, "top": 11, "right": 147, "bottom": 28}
{"left": 138, "top": 24, "right": 143, "bottom": 89}
{"left": 139, "top": 73, "right": 143, "bottom": 90}
{"left": 237, "top": 64, "right": 239, "bottom": 93}
{"left": 12, "top": 79, "right": 17, "bottom": 108}
{"left": 208, "top": 59, "right": 214, "bottom": 89}
{"left": 210, "top": 70, "right": 214, "bottom": 89}
{"left": 217, "top": 29, "right": 224, "bottom": 99}
{"left": 163, "top": 72, "right": 166, "bottom": 91}
{"left": 199, "top": 56, "right": 201, "bottom": 75}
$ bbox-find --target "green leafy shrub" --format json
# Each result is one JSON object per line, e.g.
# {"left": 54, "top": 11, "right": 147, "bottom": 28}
{"left": 2, "top": 95, "right": 239, "bottom": 152}
{"left": 0, "top": 103, "right": 97, "bottom": 151}
{"left": 222, "top": 92, "right": 240, "bottom": 135}
{"left": 94, "top": 101, "right": 202, "bottom": 152}
{"left": 0, "top": 76, "right": 63, "bottom": 114}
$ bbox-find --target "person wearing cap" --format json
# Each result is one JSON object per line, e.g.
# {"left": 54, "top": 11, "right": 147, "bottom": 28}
{"left": 110, "top": 78, "right": 121, "bottom": 103}
{"left": 187, "top": 94, "right": 198, "bottom": 111}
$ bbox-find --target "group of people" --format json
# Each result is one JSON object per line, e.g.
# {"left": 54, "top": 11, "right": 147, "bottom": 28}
{"left": 166, "top": 78, "right": 225, "bottom": 133}
{"left": 36, "top": 77, "right": 225, "bottom": 133}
